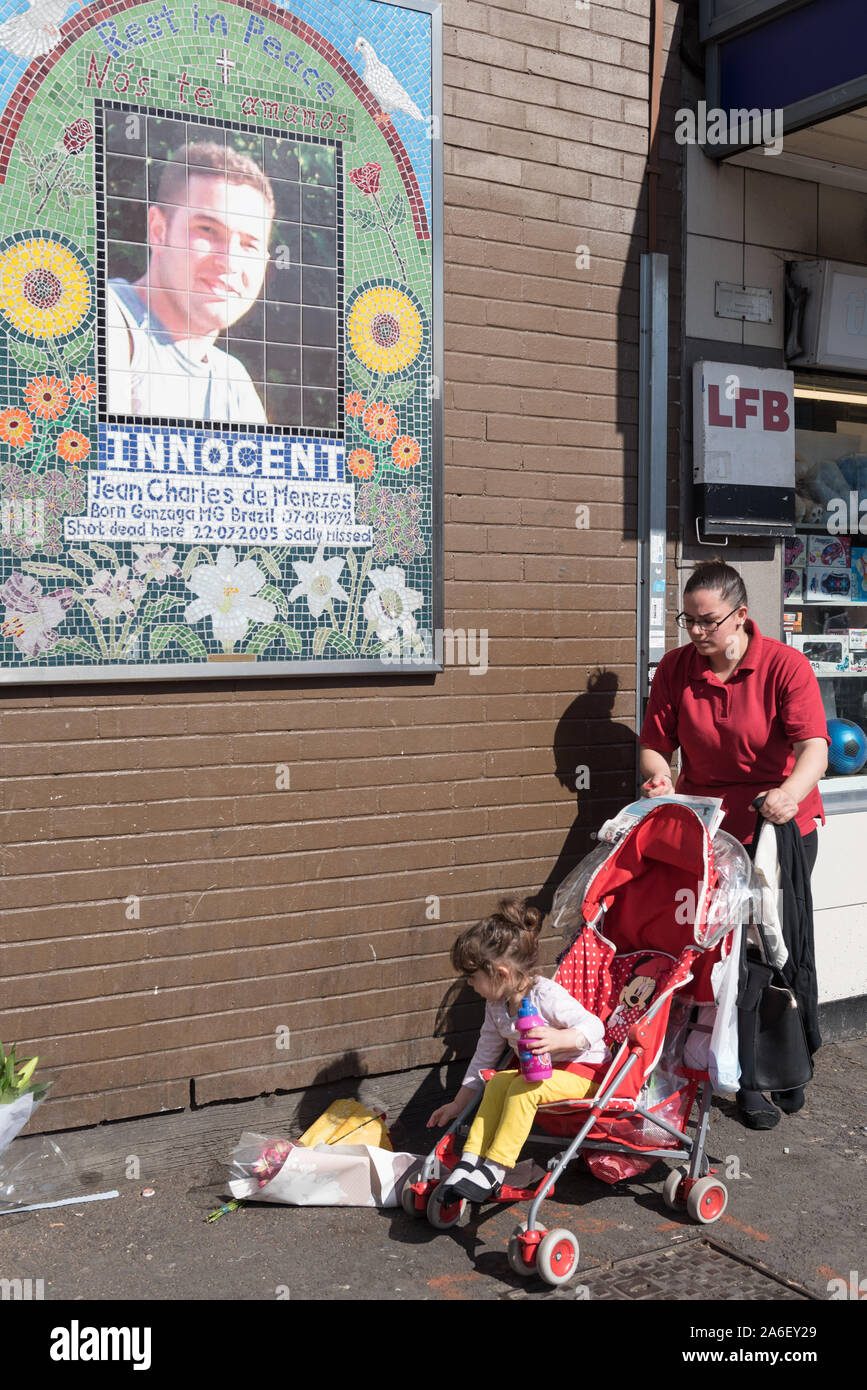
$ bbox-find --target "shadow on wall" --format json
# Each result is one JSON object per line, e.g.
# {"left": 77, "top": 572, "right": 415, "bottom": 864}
{"left": 288, "top": 1050, "right": 403, "bottom": 1147}
{"left": 388, "top": 979, "right": 486, "bottom": 1147}
{"left": 295, "top": 976, "right": 485, "bottom": 1150}
{"left": 529, "top": 668, "right": 637, "bottom": 919}
{"left": 365, "top": 671, "right": 636, "bottom": 1142}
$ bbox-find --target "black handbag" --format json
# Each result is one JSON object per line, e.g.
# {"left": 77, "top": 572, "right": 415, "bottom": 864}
{"left": 736, "top": 921, "right": 814, "bottom": 1092}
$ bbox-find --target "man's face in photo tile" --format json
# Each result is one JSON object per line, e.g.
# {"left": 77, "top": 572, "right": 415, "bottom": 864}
{"left": 146, "top": 173, "right": 272, "bottom": 340}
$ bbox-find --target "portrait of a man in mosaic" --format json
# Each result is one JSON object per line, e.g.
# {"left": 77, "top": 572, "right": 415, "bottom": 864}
{"left": 105, "top": 137, "right": 274, "bottom": 424}
{"left": 103, "top": 113, "right": 339, "bottom": 430}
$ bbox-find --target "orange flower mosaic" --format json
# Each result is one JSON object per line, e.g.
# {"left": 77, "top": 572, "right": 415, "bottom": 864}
{"left": 57, "top": 429, "right": 90, "bottom": 464}
{"left": 391, "top": 435, "right": 421, "bottom": 470}
{"left": 345, "top": 390, "right": 367, "bottom": 417}
{"left": 362, "top": 400, "right": 398, "bottom": 442}
{"left": 70, "top": 373, "right": 97, "bottom": 403}
{"left": 0, "top": 407, "right": 33, "bottom": 447}
{"left": 347, "top": 447, "right": 377, "bottom": 479}
{"left": 23, "top": 374, "right": 69, "bottom": 421}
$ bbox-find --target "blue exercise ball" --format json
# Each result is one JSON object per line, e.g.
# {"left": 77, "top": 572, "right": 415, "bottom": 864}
{"left": 827, "top": 718, "right": 867, "bottom": 775}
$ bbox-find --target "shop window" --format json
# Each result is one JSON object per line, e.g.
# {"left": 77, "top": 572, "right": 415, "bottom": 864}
{"left": 791, "top": 377, "right": 867, "bottom": 803}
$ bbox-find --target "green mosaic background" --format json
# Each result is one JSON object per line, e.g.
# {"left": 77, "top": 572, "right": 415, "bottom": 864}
{"left": 0, "top": 0, "right": 435, "bottom": 678}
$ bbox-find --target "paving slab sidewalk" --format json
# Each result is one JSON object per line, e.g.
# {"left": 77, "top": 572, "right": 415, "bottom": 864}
{"left": 0, "top": 1039, "right": 863, "bottom": 1303}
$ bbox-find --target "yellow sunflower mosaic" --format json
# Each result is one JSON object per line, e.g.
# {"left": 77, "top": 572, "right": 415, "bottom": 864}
{"left": 0, "top": 233, "right": 92, "bottom": 343}
{"left": 346, "top": 281, "right": 427, "bottom": 378}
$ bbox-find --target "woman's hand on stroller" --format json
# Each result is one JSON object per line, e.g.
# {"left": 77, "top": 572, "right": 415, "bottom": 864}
{"left": 752, "top": 787, "right": 799, "bottom": 824}
{"left": 641, "top": 773, "right": 674, "bottom": 798}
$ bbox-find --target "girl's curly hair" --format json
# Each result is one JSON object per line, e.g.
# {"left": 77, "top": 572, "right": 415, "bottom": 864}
{"left": 451, "top": 898, "right": 543, "bottom": 995}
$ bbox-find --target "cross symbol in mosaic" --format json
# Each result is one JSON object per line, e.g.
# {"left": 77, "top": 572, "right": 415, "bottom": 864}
{"left": 215, "top": 49, "right": 236, "bottom": 83}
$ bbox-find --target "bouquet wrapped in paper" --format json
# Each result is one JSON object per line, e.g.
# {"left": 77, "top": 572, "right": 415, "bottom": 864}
{"left": 226, "top": 1101, "right": 421, "bottom": 1208}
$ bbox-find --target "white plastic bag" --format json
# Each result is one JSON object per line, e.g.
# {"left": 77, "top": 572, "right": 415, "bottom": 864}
{"left": 0, "top": 1134, "right": 77, "bottom": 1210}
{"left": 0, "top": 1093, "right": 44, "bottom": 1158}
{"left": 749, "top": 822, "right": 789, "bottom": 969}
{"left": 707, "top": 921, "right": 742, "bottom": 1093}
{"left": 227, "top": 1131, "right": 421, "bottom": 1208}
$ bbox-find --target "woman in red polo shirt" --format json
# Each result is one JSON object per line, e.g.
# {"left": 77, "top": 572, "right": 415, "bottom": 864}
{"left": 638, "top": 560, "right": 829, "bottom": 1129}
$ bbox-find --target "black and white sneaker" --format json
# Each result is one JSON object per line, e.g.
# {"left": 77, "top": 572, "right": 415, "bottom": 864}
{"left": 452, "top": 1161, "right": 506, "bottom": 1202}
{"left": 441, "top": 1156, "right": 479, "bottom": 1190}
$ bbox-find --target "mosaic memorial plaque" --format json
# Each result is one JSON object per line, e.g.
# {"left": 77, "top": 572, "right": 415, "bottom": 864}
{"left": 0, "top": 0, "right": 442, "bottom": 681}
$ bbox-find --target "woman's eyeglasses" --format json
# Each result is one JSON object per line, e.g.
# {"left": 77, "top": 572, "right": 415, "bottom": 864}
{"left": 675, "top": 608, "right": 739, "bottom": 632}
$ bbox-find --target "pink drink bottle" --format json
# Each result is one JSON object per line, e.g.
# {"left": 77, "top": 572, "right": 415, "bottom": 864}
{"left": 516, "top": 997, "right": 553, "bottom": 1082}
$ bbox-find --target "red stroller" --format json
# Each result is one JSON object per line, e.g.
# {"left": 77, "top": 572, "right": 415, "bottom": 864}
{"left": 403, "top": 801, "right": 745, "bottom": 1287}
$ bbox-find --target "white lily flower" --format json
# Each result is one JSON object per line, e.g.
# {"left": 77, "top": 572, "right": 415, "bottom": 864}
{"left": 132, "top": 545, "right": 181, "bottom": 585}
{"left": 363, "top": 565, "right": 424, "bottom": 641}
{"left": 288, "top": 544, "right": 350, "bottom": 619}
{"left": 184, "top": 546, "right": 276, "bottom": 645}
{"left": 85, "top": 567, "right": 145, "bottom": 620}
{"left": 376, "top": 614, "right": 428, "bottom": 659}
{"left": 0, "top": 573, "right": 75, "bottom": 658}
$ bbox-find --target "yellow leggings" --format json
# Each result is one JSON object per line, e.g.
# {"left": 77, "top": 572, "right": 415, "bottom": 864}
{"left": 464, "top": 1068, "right": 597, "bottom": 1170}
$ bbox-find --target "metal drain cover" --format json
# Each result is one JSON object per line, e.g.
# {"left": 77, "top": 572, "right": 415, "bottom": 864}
{"left": 503, "top": 1239, "right": 812, "bottom": 1301}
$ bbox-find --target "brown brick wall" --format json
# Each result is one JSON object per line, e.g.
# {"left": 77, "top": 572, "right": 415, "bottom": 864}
{"left": 0, "top": 0, "right": 683, "bottom": 1131}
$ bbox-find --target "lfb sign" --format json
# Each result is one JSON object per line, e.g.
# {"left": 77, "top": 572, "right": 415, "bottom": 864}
{"left": 694, "top": 362, "right": 794, "bottom": 489}
{"left": 705, "top": 381, "right": 790, "bottom": 432}
{"left": 693, "top": 362, "right": 795, "bottom": 535}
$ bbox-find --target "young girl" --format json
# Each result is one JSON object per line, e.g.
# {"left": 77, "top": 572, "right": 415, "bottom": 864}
{"left": 427, "top": 898, "right": 609, "bottom": 1202}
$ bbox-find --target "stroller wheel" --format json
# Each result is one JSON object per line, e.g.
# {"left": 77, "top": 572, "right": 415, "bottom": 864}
{"left": 686, "top": 1176, "right": 728, "bottom": 1224}
{"left": 426, "top": 1181, "right": 466, "bottom": 1230}
{"left": 400, "top": 1175, "right": 427, "bottom": 1218}
{"left": 663, "top": 1165, "right": 688, "bottom": 1210}
{"left": 537, "top": 1229, "right": 580, "bottom": 1287}
{"left": 508, "top": 1222, "right": 547, "bottom": 1278}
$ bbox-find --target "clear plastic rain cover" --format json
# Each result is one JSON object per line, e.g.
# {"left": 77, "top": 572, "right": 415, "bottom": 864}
{"left": 550, "top": 825, "right": 759, "bottom": 948}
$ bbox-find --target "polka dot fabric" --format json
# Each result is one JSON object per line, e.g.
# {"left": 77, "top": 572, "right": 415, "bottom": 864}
{"left": 554, "top": 923, "right": 614, "bottom": 1023}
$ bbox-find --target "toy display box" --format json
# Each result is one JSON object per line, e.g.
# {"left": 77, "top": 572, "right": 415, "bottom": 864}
{"left": 852, "top": 548, "right": 867, "bottom": 602}
{"left": 848, "top": 629, "right": 867, "bottom": 672}
{"left": 787, "top": 633, "right": 850, "bottom": 673}
{"left": 806, "top": 535, "right": 850, "bottom": 568}
{"left": 783, "top": 609, "right": 803, "bottom": 633}
{"left": 805, "top": 566, "right": 852, "bottom": 602}
{"left": 785, "top": 536, "right": 807, "bottom": 569}
{"left": 784, "top": 568, "right": 804, "bottom": 601}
